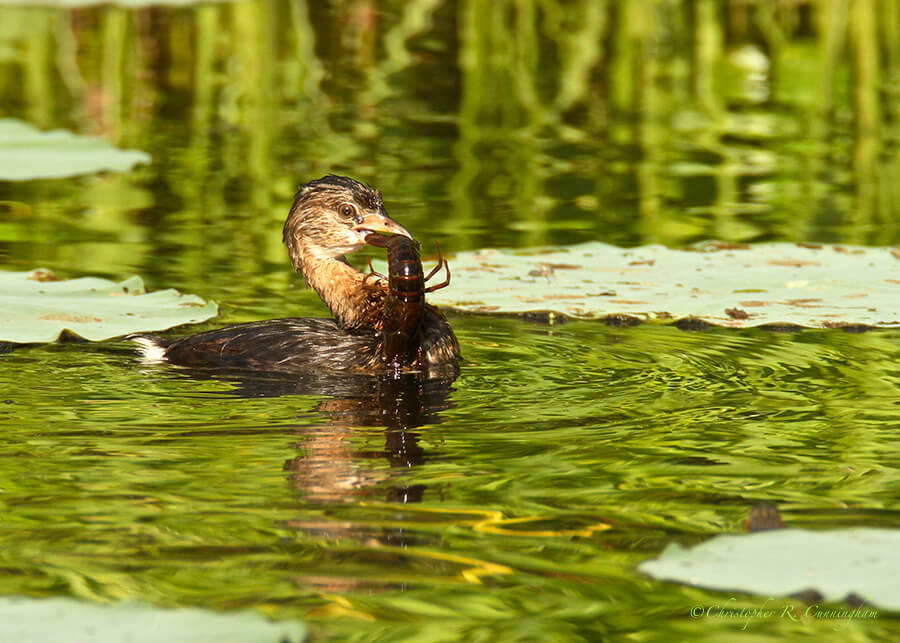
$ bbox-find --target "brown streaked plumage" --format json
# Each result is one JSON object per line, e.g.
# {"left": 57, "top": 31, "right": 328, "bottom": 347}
{"left": 131, "top": 175, "right": 460, "bottom": 376}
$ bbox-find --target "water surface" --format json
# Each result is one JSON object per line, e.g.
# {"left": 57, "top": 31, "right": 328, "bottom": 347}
{"left": 1, "top": 1, "right": 899, "bottom": 640}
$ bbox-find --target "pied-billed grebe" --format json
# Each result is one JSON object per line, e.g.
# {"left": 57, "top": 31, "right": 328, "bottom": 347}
{"left": 132, "top": 175, "right": 460, "bottom": 374}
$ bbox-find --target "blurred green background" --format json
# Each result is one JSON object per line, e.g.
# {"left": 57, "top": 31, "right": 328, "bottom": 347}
{"left": 2, "top": 0, "right": 900, "bottom": 294}
{"left": 1, "top": 2, "right": 899, "bottom": 641}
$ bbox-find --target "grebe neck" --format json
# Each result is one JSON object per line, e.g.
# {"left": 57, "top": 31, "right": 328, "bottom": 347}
{"left": 296, "top": 253, "right": 379, "bottom": 329}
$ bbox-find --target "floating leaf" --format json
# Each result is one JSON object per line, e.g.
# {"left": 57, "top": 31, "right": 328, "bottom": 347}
{"left": 639, "top": 528, "right": 900, "bottom": 610}
{"left": 0, "top": 597, "right": 306, "bottom": 643}
{"left": 0, "top": 119, "right": 150, "bottom": 181}
{"left": 426, "top": 242, "right": 900, "bottom": 328}
{"left": 0, "top": 269, "right": 217, "bottom": 343}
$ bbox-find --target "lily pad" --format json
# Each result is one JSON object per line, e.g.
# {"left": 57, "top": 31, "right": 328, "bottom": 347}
{"left": 0, "top": 269, "right": 217, "bottom": 343}
{"left": 639, "top": 528, "right": 900, "bottom": 610}
{"left": 427, "top": 241, "right": 900, "bottom": 328}
{"left": 0, "top": 597, "right": 306, "bottom": 643}
{"left": 0, "top": 119, "right": 150, "bottom": 181}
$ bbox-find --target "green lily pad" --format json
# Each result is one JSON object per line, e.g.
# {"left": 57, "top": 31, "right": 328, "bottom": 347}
{"left": 639, "top": 528, "right": 900, "bottom": 610}
{"left": 0, "top": 119, "right": 150, "bottom": 181}
{"left": 0, "top": 269, "right": 217, "bottom": 343}
{"left": 426, "top": 241, "right": 900, "bottom": 328}
{"left": 0, "top": 597, "right": 306, "bottom": 643}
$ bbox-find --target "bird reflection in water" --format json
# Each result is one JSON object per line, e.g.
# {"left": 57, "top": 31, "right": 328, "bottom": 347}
{"left": 166, "top": 364, "right": 455, "bottom": 506}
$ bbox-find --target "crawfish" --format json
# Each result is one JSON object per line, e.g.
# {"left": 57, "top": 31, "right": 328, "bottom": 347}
{"left": 364, "top": 235, "right": 451, "bottom": 371}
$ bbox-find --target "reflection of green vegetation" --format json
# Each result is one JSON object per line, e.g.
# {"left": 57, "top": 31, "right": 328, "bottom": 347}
{"left": 2, "top": 1, "right": 900, "bottom": 286}
{"left": 0, "top": 320, "right": 898, "bottom": 641}
{"left": 4, "top": 5, "right": 900, "bottom": 642}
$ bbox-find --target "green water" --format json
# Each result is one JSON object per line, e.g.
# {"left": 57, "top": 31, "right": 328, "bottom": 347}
{"left": 1, "top": 1, "right": 899, "bottom": 640}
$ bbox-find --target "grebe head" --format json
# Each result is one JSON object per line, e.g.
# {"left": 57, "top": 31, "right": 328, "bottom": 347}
{"left": 283, "top": 175, "right": 413, "bottom": 264}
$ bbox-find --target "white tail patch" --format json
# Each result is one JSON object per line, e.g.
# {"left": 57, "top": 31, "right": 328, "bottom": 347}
{"left": 131, "top": 336, "right": 168, "bottom": 364}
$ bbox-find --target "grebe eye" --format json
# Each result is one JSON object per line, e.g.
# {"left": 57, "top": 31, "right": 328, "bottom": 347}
{"left": 339, "top": 204, "right": 356, "bottom": 219}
